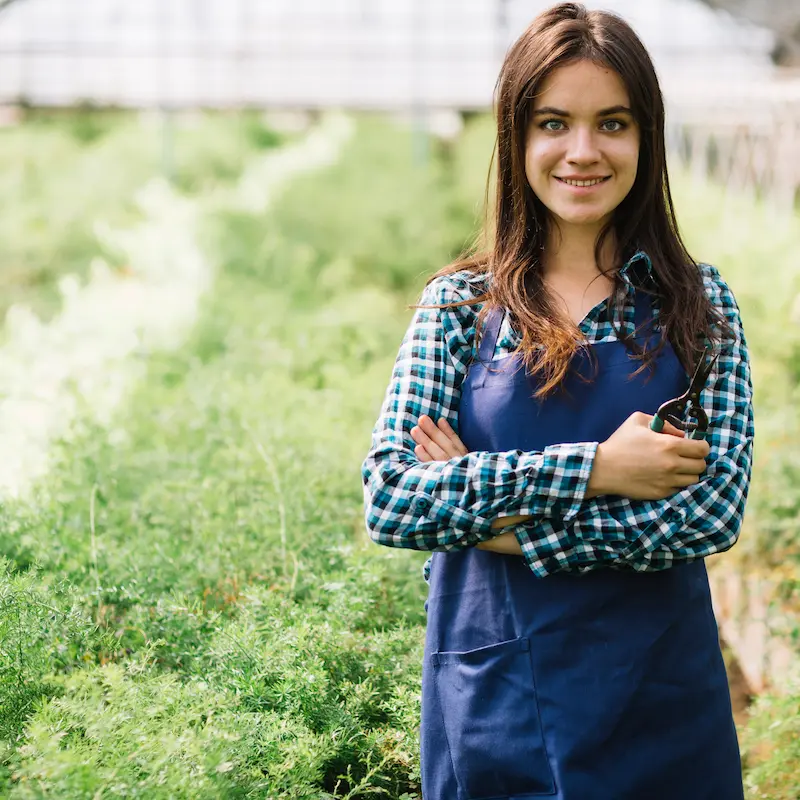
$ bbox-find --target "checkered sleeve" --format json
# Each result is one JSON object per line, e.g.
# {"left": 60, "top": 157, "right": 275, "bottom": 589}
{"left": 361, "top": 273, "right": 598, "bottom": 552}
{"left": 512, "top": 263, "right": 754, "bottom": 578}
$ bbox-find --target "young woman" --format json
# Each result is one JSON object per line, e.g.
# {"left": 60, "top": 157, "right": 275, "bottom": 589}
{"left": 361, "top": 3, "right": 754, "bottom": 798}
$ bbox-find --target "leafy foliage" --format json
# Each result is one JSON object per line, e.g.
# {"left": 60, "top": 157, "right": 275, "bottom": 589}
{"left": 741, "top": 693, "right": 800, "bottom": 799}
{"left": 0, "top": 559, "right": 107, "bottom": 746}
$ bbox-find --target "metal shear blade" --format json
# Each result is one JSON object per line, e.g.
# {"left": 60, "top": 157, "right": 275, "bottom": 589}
{"left": 651, "top": 346, "right": 718, "bottom": 440}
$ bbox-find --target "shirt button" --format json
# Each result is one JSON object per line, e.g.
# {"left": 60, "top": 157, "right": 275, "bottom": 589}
{"left": 415, "top": 496, "right": 431, "bottom": 512}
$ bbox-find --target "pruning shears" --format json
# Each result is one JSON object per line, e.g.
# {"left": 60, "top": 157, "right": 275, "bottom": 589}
{"left": 650, "top": 346, "right": 718, "bottom": 440}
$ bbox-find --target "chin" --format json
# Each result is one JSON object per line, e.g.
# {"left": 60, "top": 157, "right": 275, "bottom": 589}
{"left": 555, "top": 209, "right": 611, "bottom": 227}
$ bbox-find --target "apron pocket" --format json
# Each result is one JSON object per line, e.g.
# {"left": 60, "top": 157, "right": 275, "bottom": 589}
{"left": 431, "top": 637, "right": 556, "bottom": 799}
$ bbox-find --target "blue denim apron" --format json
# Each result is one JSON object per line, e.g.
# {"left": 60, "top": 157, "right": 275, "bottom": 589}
{"left": 420, "top": 290, "right": 743, "bottom": 800}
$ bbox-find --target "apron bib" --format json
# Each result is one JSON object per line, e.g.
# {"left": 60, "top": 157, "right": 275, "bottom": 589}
{"left": 420, "top": 290, "right": 743, "bottom": 800}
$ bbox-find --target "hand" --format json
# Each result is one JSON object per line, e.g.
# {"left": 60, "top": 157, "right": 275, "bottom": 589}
{"left": 411, "top": 416, "right": 531, "bottom": 531}
{"left": 410, "top": 415, "right": 468, "bottom": 462}
{"left": 587, "top": 411, "right": 710, "bottom": 501}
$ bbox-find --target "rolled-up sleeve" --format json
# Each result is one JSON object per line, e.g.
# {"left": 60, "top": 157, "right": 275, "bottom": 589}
{"left": 362, "top": 274, "right": 598, "bottom": 552}
{"left": 512, "top": 263, "right": 754, "bottom": 577}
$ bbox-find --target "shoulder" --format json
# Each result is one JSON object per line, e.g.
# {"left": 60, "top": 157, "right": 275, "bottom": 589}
{"left": 416, "top": 270, "right": 489, "bottom": 335}
{"left": 695, "top": 263, "right": 749, "bottom": 360}
{"left": 410, "top": 270, "right": 494, "bottom": 363}
{"left": 419, "top": 269, "right": 489, "bottom": 307}
{"left": 697, "top": 262, "right": 742, "bottom": 320}
{"left": 402, "top": 270, "right": 490, "bottom": 369}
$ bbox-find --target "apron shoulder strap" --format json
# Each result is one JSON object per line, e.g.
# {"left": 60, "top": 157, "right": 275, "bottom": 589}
{"left": 632, "top": 287, "right": 655, "bottom": 332}
{"left": 479, "top": 292, "right": 653, "bottom": 361}
{"left": 477, "top": 306, "right": 505, "bottom": 363}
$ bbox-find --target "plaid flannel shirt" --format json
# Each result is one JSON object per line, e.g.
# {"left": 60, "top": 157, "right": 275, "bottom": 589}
{"left": 361, "top": 252, "right": 754, "bottom": 579}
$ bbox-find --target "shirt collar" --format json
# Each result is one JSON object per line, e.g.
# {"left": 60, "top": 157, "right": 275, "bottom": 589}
{"left": 482, "top": 249, "right": 655, "bottom": 286}
{"left": 619, "top": 249, "right": 655, "bottom": 285}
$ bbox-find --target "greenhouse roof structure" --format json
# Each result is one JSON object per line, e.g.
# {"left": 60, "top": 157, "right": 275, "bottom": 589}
{"left": 0, "top": 0, "right": 776, "bottom": 109}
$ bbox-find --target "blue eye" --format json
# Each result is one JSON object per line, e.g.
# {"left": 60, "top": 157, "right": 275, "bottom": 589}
{"left": 538, "top": 118, "right": 628, "bottom": 133}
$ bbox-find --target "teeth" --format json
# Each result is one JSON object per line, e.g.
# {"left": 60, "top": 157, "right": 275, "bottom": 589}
{"left": 560, "top": 177, "right": 607, "bottom": 187}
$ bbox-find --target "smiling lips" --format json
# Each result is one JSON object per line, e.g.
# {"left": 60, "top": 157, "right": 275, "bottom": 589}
{"left": 556, "top": 176, "right": 611, "bottom": 187}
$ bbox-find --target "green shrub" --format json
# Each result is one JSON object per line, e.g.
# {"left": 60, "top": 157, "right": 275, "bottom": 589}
{"left": 741, "top": 692, "right": 800, "bottom": 799}
{"left": 0, "top": 559, "right": 105, "bottom": 746}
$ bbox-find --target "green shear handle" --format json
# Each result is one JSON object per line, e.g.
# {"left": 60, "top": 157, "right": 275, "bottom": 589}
{"left": 650, "top": 346, "right": 719, "bottom": 441}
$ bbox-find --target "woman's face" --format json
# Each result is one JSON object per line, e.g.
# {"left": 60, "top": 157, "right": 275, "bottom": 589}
{"left": 525, "top": 59, "right": 640, "bottom": 235}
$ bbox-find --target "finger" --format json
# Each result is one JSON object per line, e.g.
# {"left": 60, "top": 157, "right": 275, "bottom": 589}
{"left": 437, "top": 417, "right": 469, "bottom": 456}
{"left": 420, "top": 415, "right": 459, "bottom": 455}
{"left": 414, "top": 444, "right": 433, "bottom": 463}
{"left": 672, "top": 438, "right": 711, "bottom": 459}
{"left": 659, "top": 428, "right": 710, "bottom": 458}
{"left": 672, "top": 456, "right": 708, "bottom": 476}
{"left": 668, "top": 473, "right": 705, "bottom": 489}
{"left": 419, "top": 415, "right": 461, "bottom": 459}
{"left": 411, "top": 423, "right": 449, "bottom": 461}
{"left": 410, "top": 426, "right": 427, "bottom": 452}
{"left": 660, "top": 420, "right": 685, "bottom": 438}
{"left": 646, "top": 414, "right": 688, "bottom": 439}
{"left": 643, "top": 412, "right": 694, "bottom": 440}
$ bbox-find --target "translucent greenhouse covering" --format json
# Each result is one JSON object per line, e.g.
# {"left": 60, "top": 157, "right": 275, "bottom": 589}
{"left": 0, "top": 0, "right": 776, "bottom": 109}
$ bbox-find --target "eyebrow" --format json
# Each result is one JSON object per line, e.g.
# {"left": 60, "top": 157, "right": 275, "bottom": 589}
{"left": 531, "top": 105, "right": 633, "bottom": 117}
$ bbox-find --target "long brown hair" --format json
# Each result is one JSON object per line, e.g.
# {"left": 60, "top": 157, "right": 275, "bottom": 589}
{"left": 421, "top": 2, "right": 731, "bottom": 397}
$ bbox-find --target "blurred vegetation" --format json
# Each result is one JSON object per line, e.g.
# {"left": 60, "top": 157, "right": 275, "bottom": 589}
{"left": 0, "top": 112, "right": 479, "bottom": 798}
{"left": 741, "top": 692, "right": 800, "bottom": 799}
{"left": 0, "top": 109, "right": 798, "bottom": 797}
{"left": 0, "top": 108, "right": 281, "bottom": 327}
{"left": 666, "top": 171, "right": 800, "bottom": 798}
{"left": 670, "top": 173, "right": 800, "bottom": 572}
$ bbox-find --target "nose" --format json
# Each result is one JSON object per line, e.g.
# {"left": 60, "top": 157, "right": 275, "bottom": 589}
{"left": 566, "top": 126, "right": 601, "bottom": 164}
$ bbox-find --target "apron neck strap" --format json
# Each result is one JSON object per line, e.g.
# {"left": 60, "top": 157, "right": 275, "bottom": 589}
{"left": 632, "top": 287, "right": 654, "bottom": 332}
{"left": 478, "top": 307, "right": 504, "bottom": 362}
{"left": 479, "top": 290, "right": 653, "bottom": 363}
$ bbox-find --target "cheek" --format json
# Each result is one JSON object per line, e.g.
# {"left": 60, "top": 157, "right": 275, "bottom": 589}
{"left": 614, "top": 138, "right": 640, "bottom": 179}
{"left": 622, "top": 157, "right": 639, "bottom": 189}
{"left": 525, "top": 142, "right": 558, "bottom": 186}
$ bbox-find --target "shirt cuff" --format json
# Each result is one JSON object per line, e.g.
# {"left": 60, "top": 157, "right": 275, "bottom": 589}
{"left": 625, "top": 506, "right": 687, "bottom": 555}
{"left": 516, "top": 441, "right": 597, "bottom": 523}
{"left": 411, "top": 492, "right": 493, "bottom": 543}
{"left": 510, "top": 519, "right": 581, "bottom": 578}
{"left": 511, "top": 502, "right": 688, "bottom": 578}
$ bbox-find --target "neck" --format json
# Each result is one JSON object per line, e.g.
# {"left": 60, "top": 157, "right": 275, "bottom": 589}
{"left": 542, "top": 223, "right": 618, "bottom": 280}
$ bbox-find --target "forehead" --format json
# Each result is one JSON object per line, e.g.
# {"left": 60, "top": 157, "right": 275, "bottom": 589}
{"left": 533, "top": 60, "right": 630, "bottom": 112}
